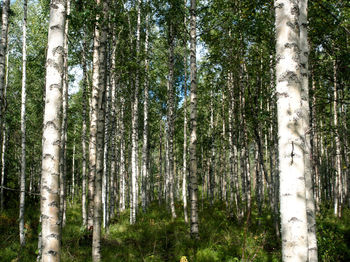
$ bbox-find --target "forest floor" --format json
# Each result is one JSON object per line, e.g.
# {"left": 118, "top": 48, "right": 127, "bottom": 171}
{"left": 1, "top": 196, "right": 350, "bottom": 262}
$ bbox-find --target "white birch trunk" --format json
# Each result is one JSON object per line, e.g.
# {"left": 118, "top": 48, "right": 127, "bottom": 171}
{"left": 40, "top": 1, "right": 66, "bottom": 260}
{"left": 81, "top": 30, "right": 88, "bottom": 227}
{"left": 59, "top": 0, "right": 70, "bottom": 229}
{"left": 299, "top": 1, "right": 318, "bottom": 260}
{"left": 333, "top": 60, "right": 342, "bottom": 217}
{"left": 275, "top": 1, "right": 309, "bottom": 261}
{"left": 0, "top": 0, "right": 10, "bottom": 136}
{"left": 182, "top": 34, "right": 188, "bottom": 223}
{"left": 189, "top": 0, "right": 199, "bottom": 238}
{"left": 19, "top": 0, "right": 28, "bottom": 247}
{"left": 167, "top": 22, "right": 177, "bottom": 219}
{"left": 130, "top": 0, "right": 142, "bottom": 225}
{"left": 141, "top": 3, "right": 150, "bottom": 211}
{"left": 92, "top": 0, "right": 108, "bottom": 260}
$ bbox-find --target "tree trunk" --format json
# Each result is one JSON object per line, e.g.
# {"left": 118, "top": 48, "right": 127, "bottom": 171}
{"left": 299, "top": 1, "right": 318, "bottom": 260}
{"left": 92, "top": 0, "right": 108, "bottom": 260}
{"left": 275, "top": 1, "right": 309, "bottom": 260}
{"left": 142, "top": 3, "right": 150, "bottom": 212}
{"left": 0, "top": 0, "right": 10, "bottom": 143}
{"left": 333, "top": 59, "right": 342, "bottom": 218}
{"left": 40, "top": 1, "right": 66, "bottom": 260}
{"left": 189, "top": 0, "right": 199, "bottom": 238}
{"left": 19, "top": 0, "right": 28, "bottom": 247}
{"left": 167, "top": 22, "right": 177, "bottom": 219}
{"left": 82, "top": 30, "right": 88, "bottom": 227}
{"left": 59, "top": 0, "right": 70, "bottom": 229}
{"left": 130, "top": 0, "right": 142, "bottom": 225}
{"left": 182, "top": 24, "right": 188, "bottom": 222}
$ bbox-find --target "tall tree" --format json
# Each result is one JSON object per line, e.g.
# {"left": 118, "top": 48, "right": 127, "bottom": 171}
{"left": 130, "top": 0, "right": 142, "bottom": 225}
{"left": 166, "top": 21, "right": 176, "bottom": 219}
{"left": 0, "top": 0, "right": 10, "bottom": 171}
{"left": 40, "top": 0, "right": 66, "bottom": 260}
{"left": 59, "top": 0, "right": 70, "bottom": 229}
{"left": 92, "top": 0, "right": 108, "bottom": 260}
{"left": 275, "top": 0, "right": 309, "bottom": 261}
{"left": 189, "top": 0, "right": 199, "bottom": 238}
{"left": 299, "top": 0, "right": 318, "bottom": 260}
{"left": 19, "top": 0, "right": 28, "bottom": 248}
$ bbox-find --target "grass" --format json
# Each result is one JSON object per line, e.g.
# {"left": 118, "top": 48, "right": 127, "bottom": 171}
{"left": 0, "top": 198, "right": 349, "bottom": 261}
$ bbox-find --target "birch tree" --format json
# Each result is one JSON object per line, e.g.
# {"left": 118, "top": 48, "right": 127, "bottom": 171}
{"left": 0, "top": 0, "right": 10, "bottom": 159}
{"left": 19, "top": 0, "right": 27, "bottom": 247}
{"left": 275, "top": 0, "right": 309, "bottom": 260}
{"left": 189, "top": 0, "right": 199, "bottom": 238}
{"left": 40, "top": 0, "right": 66, "bottom": 260}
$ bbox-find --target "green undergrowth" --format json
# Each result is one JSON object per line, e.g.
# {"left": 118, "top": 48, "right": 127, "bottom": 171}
{"left": 0, "top": 199, "right": 349, "bottom": 261}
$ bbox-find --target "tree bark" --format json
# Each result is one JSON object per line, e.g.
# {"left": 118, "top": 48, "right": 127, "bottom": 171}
{"left": 275, "top": 1, "right": 309, "bottom": 260}
{"left": 0, "top": 0, "right": 10, "bottom": 144}
{"left": 142, "top": 2, "right": 150, "bottom": 212}
{"left": 189, "top": 0, "right": 199, "bottom": 238}
{"left": 92, "top": 0, "right": 108, "bottom": 260}
{"left": 81, "top": 30, "right": 88, "bottom": 227}
{"left": 333, "top": 59, "right": 342, "bottom": 218}
{"left": 40, "top": 1, "right": 66, "bottom": 260}
{"left": 59, "top": 0, "right": 70, "bottom": 229}
{"left": 299, "top": 1, "right": 318, "bottom": 260}
{"left": 19, "top": 0, "right": 28, "bottom": 247}
{"left": 167, "top": 22, "right": 177, "bottom": 219}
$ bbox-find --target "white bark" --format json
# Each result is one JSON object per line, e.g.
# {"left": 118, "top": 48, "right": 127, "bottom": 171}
{"left": 81, "top": 30, "right": 88, "bottom": 227}
{"left": 40, "top": 1, "right": 66, "bottom": 261}
{"left": 189, "top": 0, "right": 199, "bottom": 238}
{"left": 275, "top": 1, "right": 309, "bottom": 261}
{"left": 19, "top": 0, "right": 27, "bottom": 247}
{"left": 130, "top": 0, "right": 142, "bottom": 225}
{"left": 59, "top": 0, "right": 70, "bottom": 229}
{"left": 299, "top": 1, "right": 318, "bottom": 260}
{"left": 92, "top": 0, "right": 108, "bottom": 260}
{"left": 0, "top": 0, "right": 9, "bottom": 135}
{"left": 142, "top": 1, "right": 150, "bottom": 211}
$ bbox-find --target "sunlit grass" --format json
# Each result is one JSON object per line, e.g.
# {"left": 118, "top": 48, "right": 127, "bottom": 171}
{"left": 0, "top": 199, "right": 349, "bottom": 261}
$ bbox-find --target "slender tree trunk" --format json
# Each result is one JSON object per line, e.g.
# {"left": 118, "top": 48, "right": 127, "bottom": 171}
{"left": 81, "top": 30, "right": 88, "bottom": 227}
{"left": 189, "top": 0, "right": 199, "bottom": 238}
{"left": 275, "top": 1, "right": 308, "bottom": 261}
{"left": 92, "top": 0, "right": 108, "bottom": 260}
{"left": 40, "top": 1, "right": 66, "bottom": 261}
{"left": 59, "top": 0, "right": 70, "bottom": 229}
{"left": 167, "top": 22, "right": 177, "bottom": 219}
{"left": 130, "top": 0, "right": 142, "bottom": 225}
{"left": 333, "top": 59, "right": 342, "bottom": 218}
{"left": 72, "top": 128, "right": 76, "bottom": 199}
{"left": 1, "top": 123, "right": 7, "bottom": 211}
{"left": 119, "top": 92, "right": 126, "bottom": 212}
{"left": 299, "top": 1, "right": 318, "bottom": 260}
{"left": 0, "top": 49, "right": 8, "bottom": 212}
{"left": 0, "top": 0, "right": 9, "bottom": 142}
{"left": 182, "top": 26, "right": 189, "bottom": 222}
{"left": 19, "top": 0, "right": 28, "bottom": 248}
{"left": 142, "top": 3, "right": 150, "bottom": 212}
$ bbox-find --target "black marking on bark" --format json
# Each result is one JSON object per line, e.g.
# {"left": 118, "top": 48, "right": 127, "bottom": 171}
{"left": 47, "top": 233, "right": 60, "bottom": 240}
{"left": 288, "top": 217, "right": 301, "bottom": 222}
{"left": 274, "top": 2, "right": 284, "bottom": 9}
{"left": 48, "top": 201, "right": 58, "bottom": 207}
{"left": 47, "top": 250, "right": 58, "bottom": 256}
{"left": 291, "top": 4, "right": 300, "bottom": 16}
{"left": 41, "top": 214, "right": 49, "bottom": 220}
{"left": 276, "top": 92, "right": 289, "bottom": 98}
{"left": 43, "top": 154, "right": 54, "bottom": 160}
{"left": 290, "top": 142, "right": 295, "bottom": 165}
{"left": 279, "top": 71, "right": 300, "bottom": 84}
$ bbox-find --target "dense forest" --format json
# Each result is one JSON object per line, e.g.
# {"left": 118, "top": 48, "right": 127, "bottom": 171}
{"left": 0, "top": 0, "right": 349, "bottom": 261}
